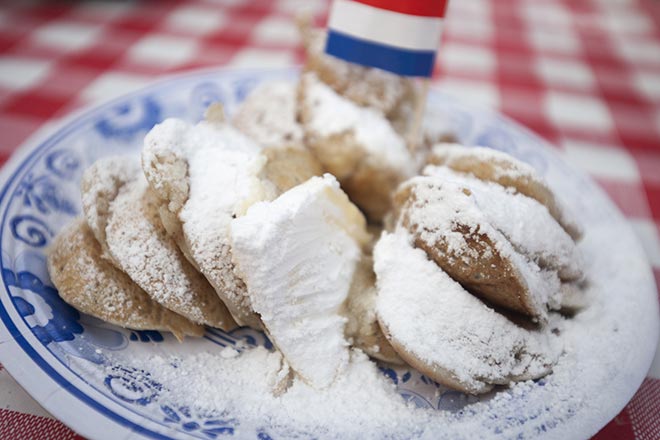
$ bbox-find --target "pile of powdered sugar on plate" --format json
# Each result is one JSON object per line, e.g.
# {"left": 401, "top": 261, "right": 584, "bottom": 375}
{"left": 125, "top": 348, "right": 435, "bottom": 438}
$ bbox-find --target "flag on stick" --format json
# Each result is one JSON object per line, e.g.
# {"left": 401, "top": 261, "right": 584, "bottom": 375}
{"left": 325, "top": 0, "right": 449, "bottom": 77}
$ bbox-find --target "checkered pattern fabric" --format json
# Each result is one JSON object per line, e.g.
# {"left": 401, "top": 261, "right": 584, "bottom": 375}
{"left": 0, "top": 0, "right": 658, "bottom": 438}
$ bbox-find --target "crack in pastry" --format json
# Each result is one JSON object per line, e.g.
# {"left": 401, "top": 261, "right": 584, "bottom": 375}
{"left": 47, "top": 219, "right": 203, "bottom": 341}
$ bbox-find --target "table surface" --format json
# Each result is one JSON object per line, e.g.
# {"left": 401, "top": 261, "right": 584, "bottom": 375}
{"left": 0, "top": 0, "right": 659, "bottom": 439}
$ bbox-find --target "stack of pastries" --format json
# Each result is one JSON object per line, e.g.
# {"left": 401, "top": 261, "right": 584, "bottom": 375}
{"left": 47, "top": 27, "right": 585, "bottom": 394}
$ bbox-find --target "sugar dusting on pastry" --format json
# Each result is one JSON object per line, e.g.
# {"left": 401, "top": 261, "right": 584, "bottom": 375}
{"left": 231, "top": 174, "right": 369, "bottom": 389}
{"left": 424, "top": 164, "right": 583, "bottom": 281}
{"left": 106, "top": 177, "right": 236, "bottom": 329}
{"left": 374, "top": 231, "right": 562, "bottom": 394}
{"left": 301, "top": 72, "right": 415, "bottom": 176}
{"left": 396, "top": 176, "right": 562, "bottom": 319}
{"left": 47, "top": 219, "right": 203, "bottom": 340}
{"left": 143, "top": 118, "right": 274, "bottom": 328}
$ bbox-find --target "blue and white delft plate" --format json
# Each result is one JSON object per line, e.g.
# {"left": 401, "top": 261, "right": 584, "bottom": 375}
{"left": 0, "top": 67, "right": 657, "bottom": 440}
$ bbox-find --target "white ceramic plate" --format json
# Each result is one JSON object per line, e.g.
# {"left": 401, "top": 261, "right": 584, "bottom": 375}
{"left": 0, "top": 67, "right": 657, "bottom": 440}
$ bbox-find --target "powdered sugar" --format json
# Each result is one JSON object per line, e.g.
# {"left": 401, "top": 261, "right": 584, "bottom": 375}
{"left": 143, "top": 118, "right": 277, "bottom": 327}
{"left": 105, "top": 176, "right": 233, "bottom": 329}
{"left": 398, "top": 176, "right": 562, "bottom": 318}
{"left": 301, "top": 73, "right": 416, "bottom": 176}
{"left": 428, "top": 144, "right": 582, "bottom": 240}
{"left": 80, "top": 156, "right": 141, "bottom": 258}
{"left": 424, "top": 165, "right": 583, "bottom": 281}
{"left": 124, "top": 347, "right": 427, "bottom": 439}
{"left": 374, "top": 232, "right": 562, "bottom": 394}
{"left": 430, "top": 144, "right": 536, "bottom": 181}
{"left": 230, "top": 175, "right": 368, "bottom": 388}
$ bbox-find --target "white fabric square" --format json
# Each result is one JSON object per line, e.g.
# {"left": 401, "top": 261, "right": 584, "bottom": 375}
{"left": 166, "top": 5, "right": 226, "bottom": 35}
{"left": 522, "top": 3, "right": 572, "bottom": 27}
{"left": 545, "top": 92, "right": 613, "bottom": 132}
{"left": 229, "top": 49, "right": 294, "bottom": 68}
{"left": 616, "top": 38, "right": 660, "bottom": 66}
{"left": 445, "top": 18, "right": 494, "bottom": 41}
{"left": 634, "top": 71, "right": 660, "bottom": 100}
{"left": 603, "top": 11, "right": 654, "bottom": 35}
{"left": 252, "top": 17, "right": 300, "bottom": 45}
{"left": 529, "top": 28, "right": 581, "bottom": 54}
{"left": 437, "top": 78, "right": 499, "bottom": 109}
{"left": 439, "top": 43, "right": 495, "bottom": 74}
{"left": 127, "top": 34, "right": 199, "bottom": 67}
{"left": 32, "top": 21, "right": 102, "bottom": 52}
{"left": 535, "top": 57, "right": 595, "bottom": 89}
{"left": 447, "top": 0, "right": 492, "bottom": 18}
{"left": 0, "top": 368, "right": 51, "bottom": 418}
{"left": 561, "top": 139, "right": 640, "bottom": 183}
{"left": 277, "top": 0, "right": 326, "bottom": 15}
{"left": 0, "top": 56, "right": 52, "bottom": 91}
{"left": 82, "top": 72, "right": 152, "bottom": 103}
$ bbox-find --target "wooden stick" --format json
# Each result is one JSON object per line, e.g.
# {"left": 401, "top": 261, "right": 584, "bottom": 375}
{"left": 407, "top": 78, "right": 430, "bottom": 153}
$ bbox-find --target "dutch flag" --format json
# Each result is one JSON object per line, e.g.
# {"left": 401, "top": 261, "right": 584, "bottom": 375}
{"left": 325, "top": 0, "right": 449, "bottom": 77}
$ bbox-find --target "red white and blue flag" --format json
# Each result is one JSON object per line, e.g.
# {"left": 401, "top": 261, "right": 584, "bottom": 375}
{"left": 325, "top": 0, "right": 449, "bottom": 77}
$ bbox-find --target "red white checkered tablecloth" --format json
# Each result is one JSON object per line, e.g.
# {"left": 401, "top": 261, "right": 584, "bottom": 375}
{"left": 0, "top": 0, "right": 658, "bottom": 438}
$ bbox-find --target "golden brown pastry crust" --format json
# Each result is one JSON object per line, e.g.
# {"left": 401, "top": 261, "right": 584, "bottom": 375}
{"left": 260, "top": 146, "right": 324, "bottom": 194}
{"left": 393, "top": 178, "right": 553, "bottom": 319}
{"left": 141, "top": 130, "right": 263, "bottom": 329}
{"left": 81, "top": 157, "right": 237, "bottom": 330}
{"left": 47, "top": 219, "right": 203, "bottom": 341}
{"left": 298, "top": 73, "right": 415, "bottom": 222}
